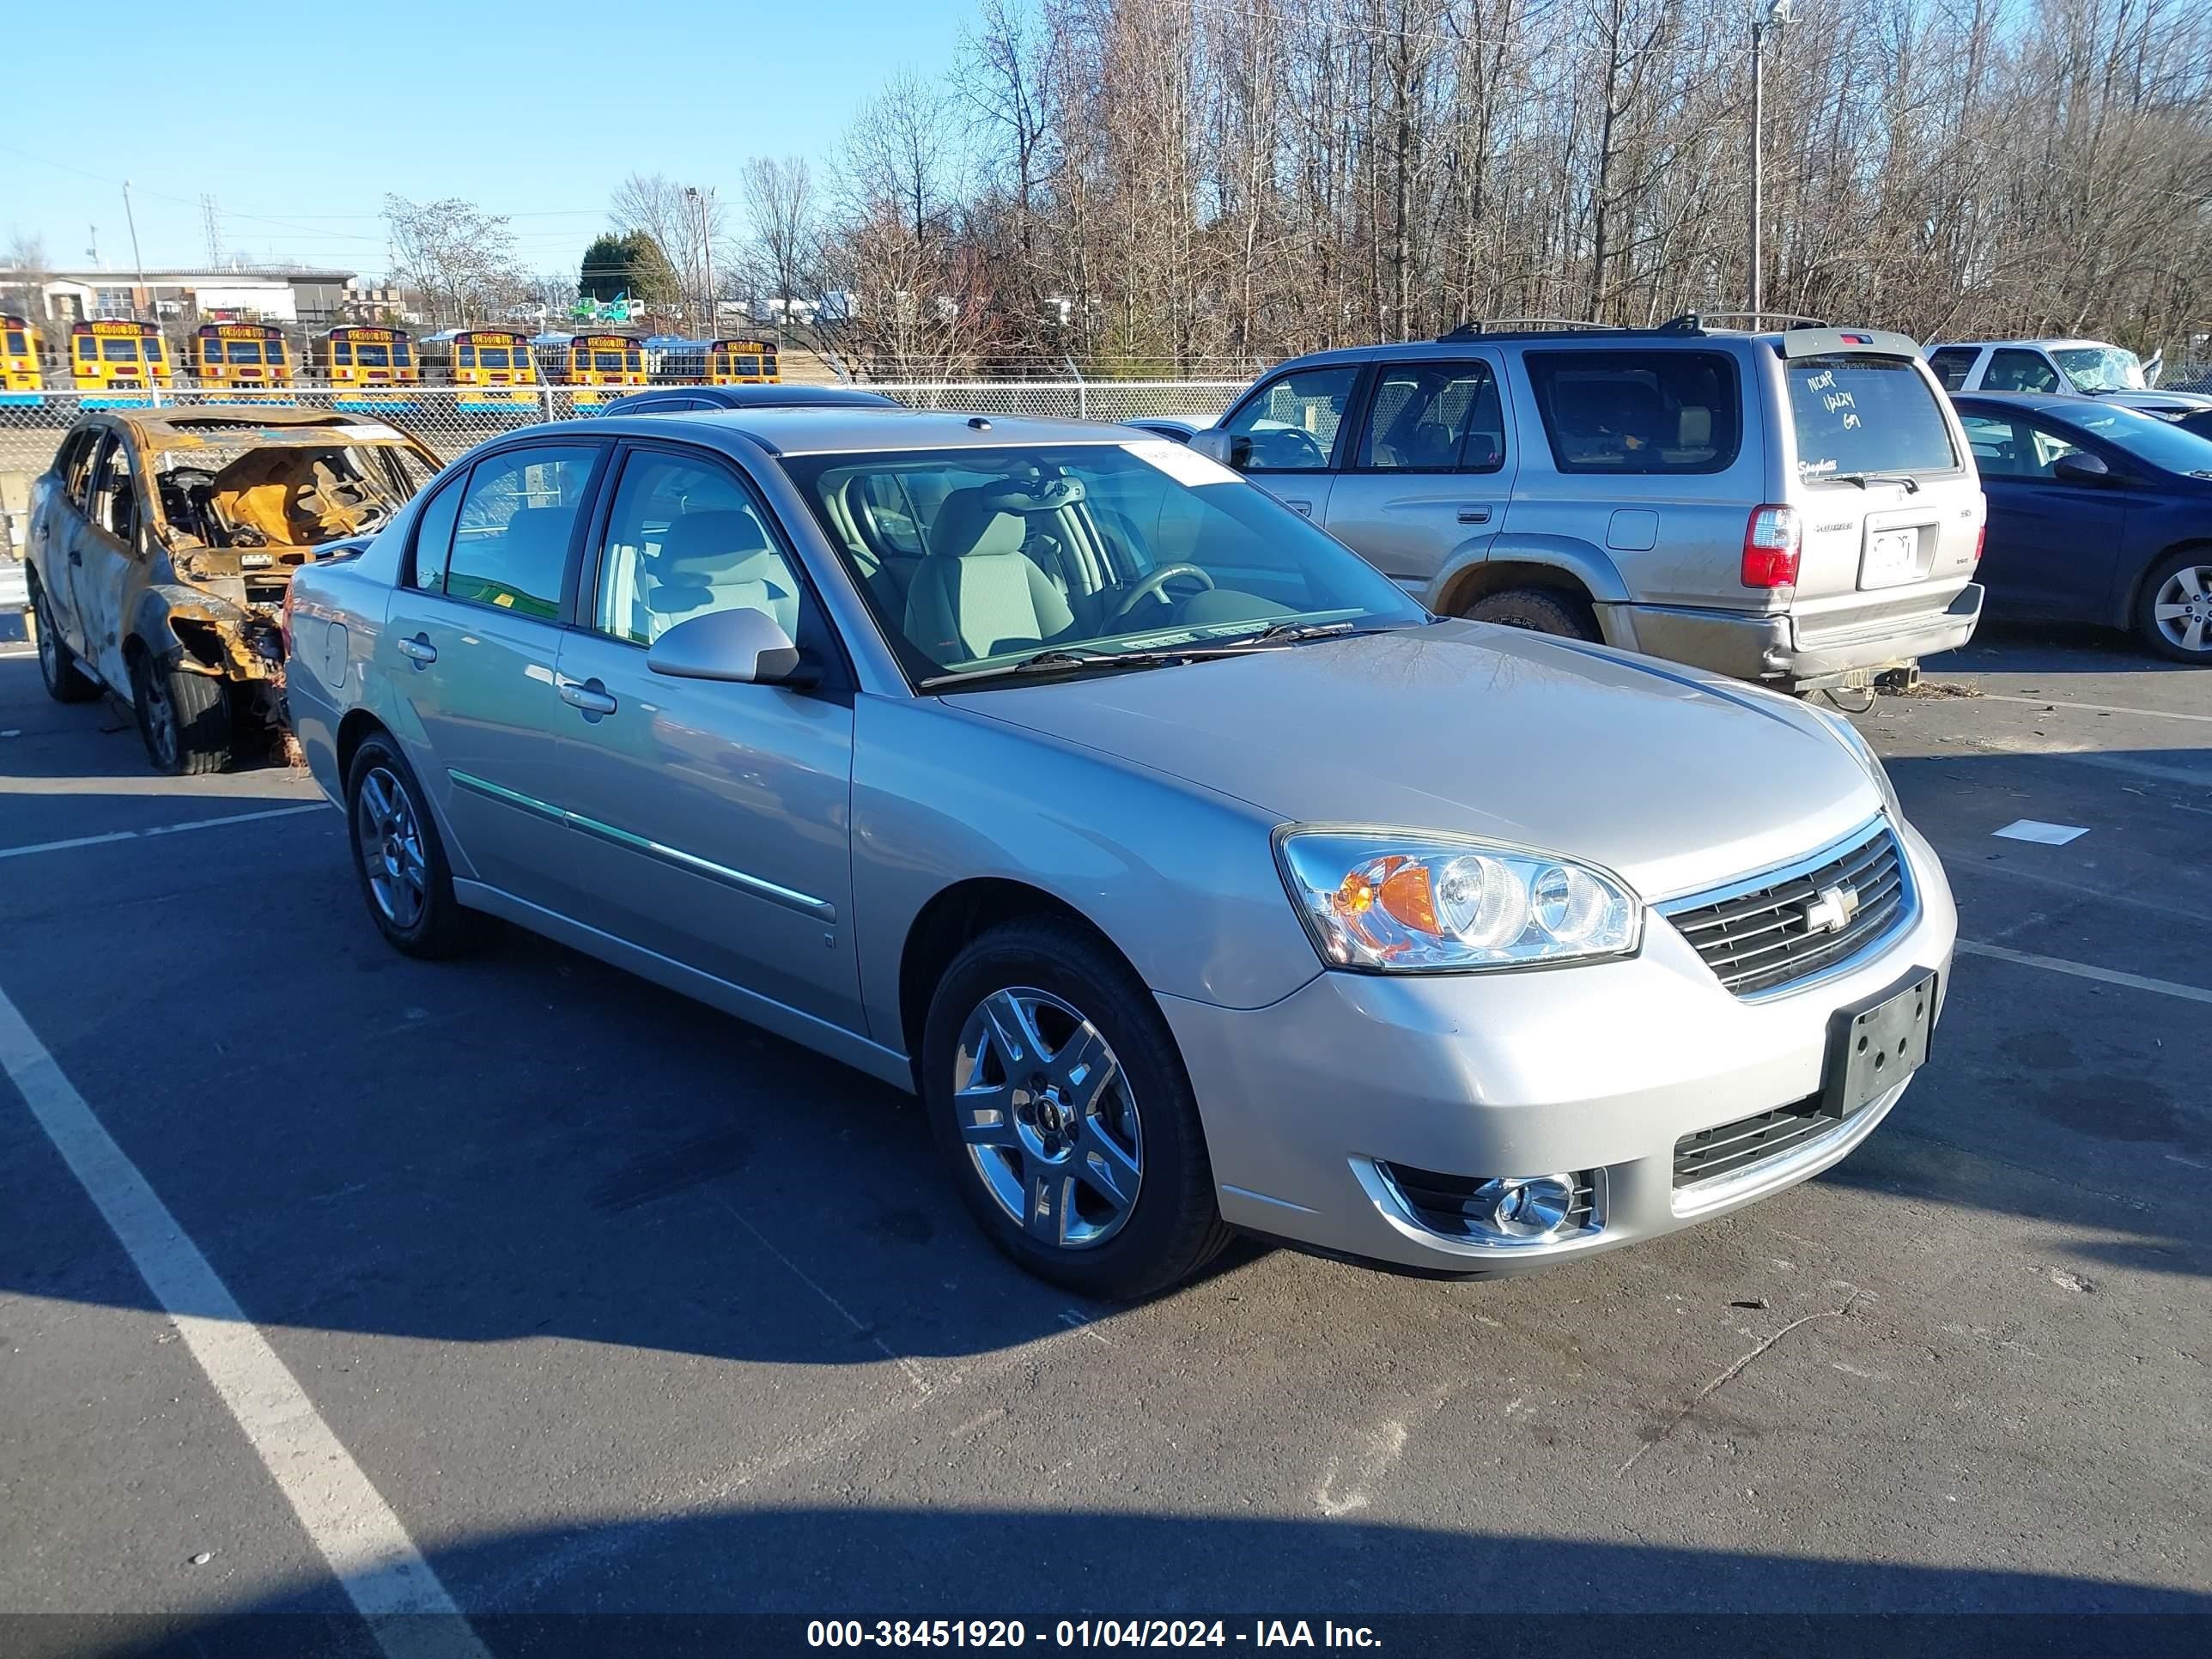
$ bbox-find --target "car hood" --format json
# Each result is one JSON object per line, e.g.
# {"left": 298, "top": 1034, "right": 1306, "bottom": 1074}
{"left": 2093, "top": 389, "right": 2212, "bottom": 415}
{"left": 948, "top": 621, "right": 1883, "bottom": 903}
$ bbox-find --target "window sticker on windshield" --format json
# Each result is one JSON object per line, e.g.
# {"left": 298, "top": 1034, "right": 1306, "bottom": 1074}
{"left": 1122, "top": 439, "right": 1242, "bottom": 488}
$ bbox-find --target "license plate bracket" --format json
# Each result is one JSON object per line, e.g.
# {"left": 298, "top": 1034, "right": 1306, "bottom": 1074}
{"left": 1819, "top": 969, "right": 1935, "bottom": 1117}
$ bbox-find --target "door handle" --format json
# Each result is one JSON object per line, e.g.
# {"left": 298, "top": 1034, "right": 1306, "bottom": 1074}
{"left": 397, "top": 634, "right": 437, "bottom": 665}
{"left": 1456, "top": 507, "right": 1492, "bottom": 525}
{"left": 557, "top": 677, "right": 617, "bottom": 718}
{"left": 1284, "top": 500, "right": 1314, "bottom": 517}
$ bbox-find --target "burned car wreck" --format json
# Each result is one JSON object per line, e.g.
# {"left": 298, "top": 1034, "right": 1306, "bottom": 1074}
{"left": 26, "top": 407, "right": 440, "bottom": 773}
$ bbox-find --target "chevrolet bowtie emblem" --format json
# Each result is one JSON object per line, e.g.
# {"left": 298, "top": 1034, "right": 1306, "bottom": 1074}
{"left": 1802, "top": 883, "right": 1862, "bottom": 935}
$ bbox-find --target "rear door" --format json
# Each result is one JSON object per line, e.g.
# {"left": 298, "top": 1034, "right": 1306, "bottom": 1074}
{"left": 1955, "top": 407, "right": 2127, "bottom": 617}
{"left": 1322, "top": 355, "right": 1514, "bottom": 596}
{"left": 31, "top": 428, "right": 102, "bottom": 654}
{"left": 378, "top": 440, "right": 609, "bottom": 902}
{"left": 72, "top": 432, "right": 150, "bottom": 690}
{"left": 1213, "top": 363, "right": 1362, "bottom": 520}
{"left": 1780, "top": 349, "right": 1982, "bottom": 639}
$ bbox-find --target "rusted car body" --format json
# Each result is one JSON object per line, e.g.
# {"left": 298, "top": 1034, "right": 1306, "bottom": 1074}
{"left": 25, "top": 406, "right": 440, "bottom": 773}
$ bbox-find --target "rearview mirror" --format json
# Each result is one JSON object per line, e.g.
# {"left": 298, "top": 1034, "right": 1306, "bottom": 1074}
{"left": 1188, "top": 429, "right": 1249, "bottom": 471}
{"left": 647, "top": 606, "right": 812, "bottom": 687}
{"left": 2051, "top": 450, "right": 2113, "bottom": 486}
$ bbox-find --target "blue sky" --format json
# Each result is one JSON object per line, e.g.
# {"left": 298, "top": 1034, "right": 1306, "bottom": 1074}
{"left": 2, "top": 0, "right": 971, "bottom": 278}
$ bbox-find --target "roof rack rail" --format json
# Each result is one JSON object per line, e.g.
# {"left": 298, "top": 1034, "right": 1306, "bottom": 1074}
{"left": 1437, "top": 317, "right": 1622, "bottom": 341}
{"left": 1681, "top": 310, "right": 1832, "bottom": 330}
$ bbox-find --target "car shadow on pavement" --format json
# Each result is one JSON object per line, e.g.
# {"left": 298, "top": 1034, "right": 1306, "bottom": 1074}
{"left": 78, "top": 1506, "right": 2212, "bottom": 1659}
{"left": 1925, "top": 618, "right": 2203, "bottom": 678}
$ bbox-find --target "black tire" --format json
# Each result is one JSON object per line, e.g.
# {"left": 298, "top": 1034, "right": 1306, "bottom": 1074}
{"left": 921, "top": 918, "right": 1232, "bottom": 1300}
{"left": 1463, "top": 586, "right": 1601, "bottom": 641}
{"left": 29, "top": 580, "right": 98, "bottom": 703}
{"left": 128, "top": 648, "right": 230, "bottom": 775}
{"left": 345, "top": 735, "right": 480, "bottom": 959}
{"left": 2134, "top": 549, "right": 2212, "bottom": 665}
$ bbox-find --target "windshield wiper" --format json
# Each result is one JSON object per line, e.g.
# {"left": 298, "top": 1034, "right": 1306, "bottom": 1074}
{"left": 918, "top": 647, "right": 1185, "bottom": 690}
{"left": 1829, "top": 471, "right": 1921, "bottom": 494}
{"left": 1221, "top": 619, "right": 1364, "bottom": 647}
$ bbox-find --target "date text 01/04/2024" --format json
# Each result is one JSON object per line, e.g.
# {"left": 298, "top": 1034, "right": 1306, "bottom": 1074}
{"left": 805, "top": 1620, "right": 1382, "bottom": 1648}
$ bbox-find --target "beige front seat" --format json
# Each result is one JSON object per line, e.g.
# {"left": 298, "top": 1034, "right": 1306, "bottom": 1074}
{"left": 902, "top": 489, "right": 1075, "bottom": 662}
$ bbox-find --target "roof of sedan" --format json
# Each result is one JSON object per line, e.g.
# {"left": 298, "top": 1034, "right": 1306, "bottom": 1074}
{"left": 573, "top": 405, "right": 1144, "bottom": 455}
{"left": 1948, "top": 390, "right": 2108, "bottom": 413}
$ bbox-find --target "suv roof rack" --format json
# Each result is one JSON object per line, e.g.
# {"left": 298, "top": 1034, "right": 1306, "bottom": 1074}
{"left": 1436, "top": 317, "right": 1623, "bottom": 342}
{"left": 1680, "top": 310, "right": 1832, "bottom": 330}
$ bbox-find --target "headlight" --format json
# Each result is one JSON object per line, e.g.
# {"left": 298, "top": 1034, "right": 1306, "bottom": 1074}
{"left": 1275, "top": 829, "right": 1642, "bottom": 973}
{"left": 1814, "top": 707, "right": 1901, "bottom": 819}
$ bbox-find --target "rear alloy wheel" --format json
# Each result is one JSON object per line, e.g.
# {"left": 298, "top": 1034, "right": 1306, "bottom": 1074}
{"left": 30, "top": 584, "right": 97, "bottom": 703}
{"left": 924, "top": 921, "right": 1232, "bottom": 1299}
{"left": 129, "top": 649, "right": 230, "bottom": 775}
{"left": 2140, "top": 553, "right": 2212, "bottom": 663}
{"left": 346, "top": 736, "right": 478, "bottom": 959}
{"left": 1464, "top": 586, "right": 1601, "bottom": 641}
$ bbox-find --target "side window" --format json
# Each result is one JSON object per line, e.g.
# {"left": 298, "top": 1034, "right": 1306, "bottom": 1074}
{"left": 1221, "top": 366, "right": 1359, "bottom": 471}
{"left": 407, "top": 474, "right": 467, "bottom": 590}
{"left": 1959, "top": 414, "right": 2027, "bottom": 477}
{"left": 57, "top": 430, "right": 100, "bottom": 505}
{"left": 1354, "top": 362, "right": 1505, "bottom": 472}
{"left": 1526, "top": 349, "right": 1741, "bottom": 474}
{"left": 1986, "top": 349, "right": 2061, "bottom": 394}
{"left": 443, "top": 445, "right": 599, "bottom": 619}
{"left": 1926, "top": 349, "right": 1978, "bottom": 392}
{"left": 2014, "top": 415, "right": 2084, "bottom": 478}
{"left": 592, "top": 450, "right": 804, "bottom": 647}
{"left": 88, "top": 438, "right": 139, "bottom": 544}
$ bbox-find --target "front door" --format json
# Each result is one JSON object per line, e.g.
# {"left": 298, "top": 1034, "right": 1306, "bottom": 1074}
{"left": 1322, "top": 355, "right": 1514, "bottom": 595}
{"left": 549, "top": 442, "right": 861, "bottom": 1031}
{"left": 1214, "top": 362, "right": 1361, "bottom": 520}
{"left": 379, "top": 440, "right": 607, "bottom": 902}
{"left": 1956, "top": 410, "right": 2128, "bottom": 617}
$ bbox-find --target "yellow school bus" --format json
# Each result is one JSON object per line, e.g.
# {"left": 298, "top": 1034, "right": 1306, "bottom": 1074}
{"left": 70, "top": 319, "right": 172, "bottom": 404}
{"left": 193, "top": 322, "right": 295, "bottom": 392}
{"left": 0, "top": 313, "right": 41, "bottom": 404}
{"left": 563, "top": 331, "right": 648, "bottom": 407}
{"left": 318, "top": 326, "right": 420, "bottom": 410}
{"left": 422, "top": 328, "right": 538, "bottom": 412}
{"left": 707, "top": 337, "right": 781, "bottom": 384}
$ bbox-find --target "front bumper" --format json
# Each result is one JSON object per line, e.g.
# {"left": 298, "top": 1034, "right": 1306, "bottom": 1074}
{"left": 1159, "top": 819, "right": 1957, "bottom": 1277}
{"left": 1613, "top": 586, "right": 1983, "bottom": 690}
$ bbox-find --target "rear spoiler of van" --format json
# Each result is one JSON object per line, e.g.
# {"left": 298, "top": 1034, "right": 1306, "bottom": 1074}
{"left": 1779, "top": 327, "right": 1923, "bottom": 360}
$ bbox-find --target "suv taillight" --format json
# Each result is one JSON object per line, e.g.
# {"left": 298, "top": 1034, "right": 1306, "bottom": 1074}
{"left": 1972, "top": 526, "right": 1984, "bottom": 563}
{"left": 1741, "top": 505, "right": 1802, "bottom": 589}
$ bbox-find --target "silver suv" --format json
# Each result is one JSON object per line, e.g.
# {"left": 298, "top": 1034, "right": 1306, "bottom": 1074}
{"left": 1192, "top": 320, "right": 1986, "bottom": 693}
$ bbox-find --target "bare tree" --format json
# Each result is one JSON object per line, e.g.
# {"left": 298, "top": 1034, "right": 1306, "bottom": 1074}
{"left": 738, "top": 155, "right": 822, "bottom": 339}
{"left": 381, "top": 197, "right": 522, "bottom": 330}
{"left": 611, "top": 173, "right": 731, "bottom": 334}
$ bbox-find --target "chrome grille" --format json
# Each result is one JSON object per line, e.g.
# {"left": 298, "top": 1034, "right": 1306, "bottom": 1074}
{"left": 1662, "top": 823, "right": 1910, "bottom": 998}
{"left": 1378, "top": 1164, "right": 1599, "bottom": 1241}
{"left": 1674, "top": 1097, "right": 1868, "bottom": 1188}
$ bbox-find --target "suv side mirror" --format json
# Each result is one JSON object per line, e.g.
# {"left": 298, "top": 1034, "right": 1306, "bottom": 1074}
{"left": 2051, "top": 450, "right": 2113, "bottom": 486}
{"left": 647, "top": 606, "right": 815, "bottom": 687}
{"left": 1188, "top": 429, "right": 1249, "bottom": 471}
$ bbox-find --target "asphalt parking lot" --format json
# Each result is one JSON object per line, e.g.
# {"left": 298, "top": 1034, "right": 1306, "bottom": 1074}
{"left": 1, "top": 612, "right": 2207, "bottom": 1655}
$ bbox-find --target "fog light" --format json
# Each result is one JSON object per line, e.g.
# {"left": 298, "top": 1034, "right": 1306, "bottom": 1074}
{"left": 1470, "top": 1174, "right": 1579, "bottom": 1238}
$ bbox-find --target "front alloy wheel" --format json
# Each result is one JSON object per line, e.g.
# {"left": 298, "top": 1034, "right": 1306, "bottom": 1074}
{"left": 955, "top": 987, "right": 1144, "bottom": 1249}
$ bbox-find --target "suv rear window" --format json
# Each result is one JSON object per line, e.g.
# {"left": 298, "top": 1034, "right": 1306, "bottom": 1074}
{"left": 1525, "top": 350, "right": 1740, "bottom": 474}
{"left": 1787, "top": 354, "right": 1958, "bottom": 480}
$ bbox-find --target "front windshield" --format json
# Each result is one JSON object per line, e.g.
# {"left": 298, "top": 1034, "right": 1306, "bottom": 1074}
{"left": 780, "top": 441, "right": 1427, "bottom": 685}
{"left": 2051, "top": 346, "right": 2146, "bottom": 392}
{"left": 2050, "top": 403, "right": 2212, "bottom": 477}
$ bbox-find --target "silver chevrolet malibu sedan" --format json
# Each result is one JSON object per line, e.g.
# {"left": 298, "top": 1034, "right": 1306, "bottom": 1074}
{"left": 284, "top": 408, "right": 1957, "bottom": 1300}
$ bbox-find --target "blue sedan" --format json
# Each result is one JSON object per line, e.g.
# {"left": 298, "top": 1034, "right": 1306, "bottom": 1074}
{"left": 1952, "top": 392, "right": 2212, "bottom": 662}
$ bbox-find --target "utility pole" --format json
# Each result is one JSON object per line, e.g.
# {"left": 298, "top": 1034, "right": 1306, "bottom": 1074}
{"left": 1747, "top": 0, "right": 1792, "bottom": 327}
{"left": 201, "top": 194, "right": 222, "bottom": 267}
{"left": 122, "top": 180, "right": 149, "bottom": 319}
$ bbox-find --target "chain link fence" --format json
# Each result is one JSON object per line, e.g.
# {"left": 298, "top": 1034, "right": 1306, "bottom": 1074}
{"left": 0, "top": 380, "right": 1246, "bottom": 482}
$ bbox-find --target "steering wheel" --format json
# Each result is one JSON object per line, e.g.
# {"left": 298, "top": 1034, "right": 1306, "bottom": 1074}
{"left": 1251, "top": 428, "right": 1325, "bottom": 469}
{"left": 1109, "top": 562, "right": 1214, "bottom": 623}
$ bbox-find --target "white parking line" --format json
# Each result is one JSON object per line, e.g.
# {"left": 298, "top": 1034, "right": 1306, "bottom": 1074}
{"left": 1972, "top": 691, "right": 2212, "bottom": 725}
{"left": 0, "top": 802, "right": 326, "bottom": 862}
{"left": 0, "top": 982, "right": 488, "bottom": 1659}
{"left": 1956, "top": 939, "right": 2212, "bottom": 1006}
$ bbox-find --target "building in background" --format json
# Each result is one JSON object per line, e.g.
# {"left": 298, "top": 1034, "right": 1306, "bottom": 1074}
{"left": 0, "top": 267, "right": 357, "bottom": 330}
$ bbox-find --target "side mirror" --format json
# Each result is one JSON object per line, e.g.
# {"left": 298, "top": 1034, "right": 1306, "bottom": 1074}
{"left": 1188, "top": 428, "right": 1249, "bottom": 471}
{"left": 2051, "top": 450, "right": 2113, "bottom": 486}
{"left": 647, "top": 606, "right": 813, "bottom": 687}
